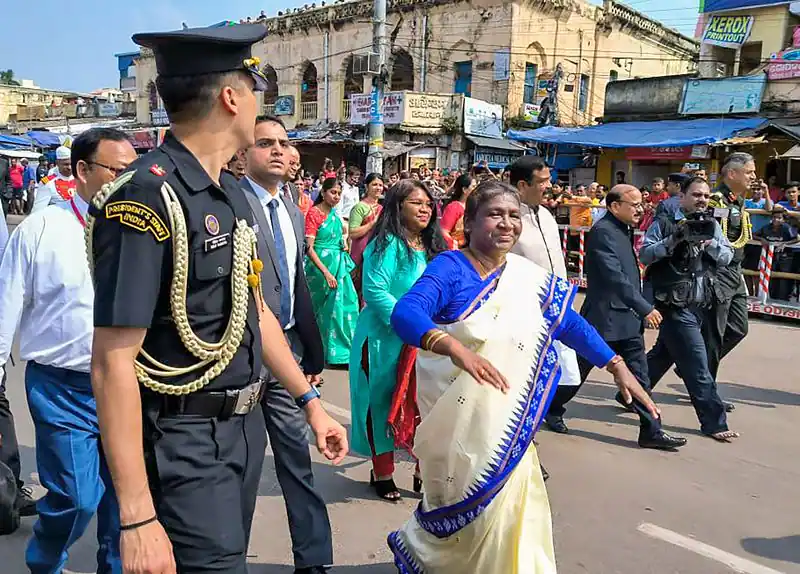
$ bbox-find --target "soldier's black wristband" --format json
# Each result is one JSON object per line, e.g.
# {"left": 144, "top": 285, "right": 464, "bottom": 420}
{"left": 120, "top": 515, "right": 158, "bottom": 532}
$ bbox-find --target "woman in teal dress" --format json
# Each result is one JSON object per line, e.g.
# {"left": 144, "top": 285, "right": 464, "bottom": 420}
{"left": 349, "top": 180, "right": 448, "bottom": 501}
{"left": 304, "top": 177, "right": 359, "bottom": 365}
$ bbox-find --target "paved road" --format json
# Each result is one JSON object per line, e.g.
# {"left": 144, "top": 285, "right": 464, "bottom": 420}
{"left": 0, "top": 311, "right": 798, "bottom": 573}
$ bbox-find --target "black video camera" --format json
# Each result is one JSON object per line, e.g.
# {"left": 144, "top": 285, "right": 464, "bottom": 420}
{"left": 675, "top": 210, "right": 717, "bottom": 244}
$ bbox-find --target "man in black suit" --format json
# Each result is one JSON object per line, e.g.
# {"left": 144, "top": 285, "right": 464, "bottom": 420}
{"left": 546, "top": 184, "right": 687, "bottom": 450}
{"left": 242, "top": 115, "right": 332, "bottom": 574}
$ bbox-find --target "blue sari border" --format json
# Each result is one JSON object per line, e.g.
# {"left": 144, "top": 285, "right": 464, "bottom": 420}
{"left": 388, "top": 530, "right": 424, "bottom": 574}
{"left": 412, "top": 273, "right": 573, "bottom": 540}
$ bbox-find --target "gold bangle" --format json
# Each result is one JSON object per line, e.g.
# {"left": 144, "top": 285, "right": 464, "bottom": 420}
{"left": 605, "top": 355, "right": 624, "bottom": 372}
{"left": 428, "top": 332, "right": 449, "bottom": 353}
{"left": 423, "top": 330, "right": 447, "bottom": 352}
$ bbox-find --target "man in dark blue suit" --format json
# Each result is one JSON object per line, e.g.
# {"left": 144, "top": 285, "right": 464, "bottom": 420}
{"left": 242, "top": 115, "right": 332, "bottom": 574}
{"left": 546, "top": 185, "right": 687, "bottom": 450}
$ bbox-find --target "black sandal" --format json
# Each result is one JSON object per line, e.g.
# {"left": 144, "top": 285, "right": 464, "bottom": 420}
{"left": 413, "top": 475, "right": 423, "bottom": 493}
{"left": 370, "top": 470, "right": 401, "bottom": 501}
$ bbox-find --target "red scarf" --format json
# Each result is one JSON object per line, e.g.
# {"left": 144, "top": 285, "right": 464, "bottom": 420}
{"left": 388, "top": 345, "right": 420, "bottom": 456}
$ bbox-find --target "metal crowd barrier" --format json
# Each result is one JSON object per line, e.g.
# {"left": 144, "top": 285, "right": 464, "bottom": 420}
{"left": 553, "top": 220, "right": 800, "bottom": 322}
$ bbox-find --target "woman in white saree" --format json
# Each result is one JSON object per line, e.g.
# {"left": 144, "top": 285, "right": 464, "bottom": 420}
{"left": 387, "top": 181, "right": 659, "bottom": 573}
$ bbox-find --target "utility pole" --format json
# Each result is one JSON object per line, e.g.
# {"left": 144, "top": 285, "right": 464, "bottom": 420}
{"left": 366, "top": 0, "right": 387, "bottom": 175}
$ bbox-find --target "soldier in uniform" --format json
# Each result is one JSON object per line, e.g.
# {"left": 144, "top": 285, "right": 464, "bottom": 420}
{"left": 87, "top": 24, "right": 347, "bottom": 574}
{"left": 706, "top": 153, "right": 755, "bottom": 388}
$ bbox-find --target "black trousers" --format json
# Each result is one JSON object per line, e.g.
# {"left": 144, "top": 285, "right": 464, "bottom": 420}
{"left": 548, "top": 336, "right": 662, "bottom": 439}
{"left": 260, "top": 327, "right": 332, "bottom": 569}
{"left": 143, "top": 397, "right": 267, "bottom": 573}
{"left": 703, "top": 287, "right": 749, "bottom": 381}
{"left": 648, "top": 306, "right": 728, "bottom": 435}
{"left": 0, "top": 369, "right": 22, "bottom": 489}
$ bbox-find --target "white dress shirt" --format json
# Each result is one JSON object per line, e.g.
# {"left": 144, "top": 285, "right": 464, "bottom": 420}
{"left": 246, "top": 177, "right": 298, "bottom": 329}
{"left": 335, "top": 181, "right": 360, "bottom": 222}
{"left": 0, "top": 194, "right": 93, "bottom": 373}
{"left": 0, "top": 211, "right": 8, "bottom": 260}
{"left": 32, "top": 173, "right": 74, "bottom": 214}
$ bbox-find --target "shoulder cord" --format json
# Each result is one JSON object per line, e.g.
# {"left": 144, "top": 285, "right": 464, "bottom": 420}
{"left": 84, "top": 171, "right": 263, "bottom": 396}
{"left": 721, "top": 209, "right": 752, "bottom": 250}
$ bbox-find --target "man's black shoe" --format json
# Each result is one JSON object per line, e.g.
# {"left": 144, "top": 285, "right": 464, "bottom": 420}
{"left": 638, "top": 432, "right": 687, "bottom": 451}
{"left": 295, "top": 568, "right": 328, "bottom": 574}
{"left": 614, "top": 392, "right": 635, "bottom": 413}
{"left": 15, "top": 486, "right": 38, "bottom": 517}
{"left": 544, "top": 415, "right": 569, "bottom": 434}
{"left": 724, "top": 401, "right": 735, "bottom": 413}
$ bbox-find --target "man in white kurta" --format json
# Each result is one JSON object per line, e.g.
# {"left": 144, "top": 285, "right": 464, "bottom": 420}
{"left": 509, "top": 157, "right": 582, "bottom": 403}
{"left": 0, "top": 128, "right": 136, "bottom": 571}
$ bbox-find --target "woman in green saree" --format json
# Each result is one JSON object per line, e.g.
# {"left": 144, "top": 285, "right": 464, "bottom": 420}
{"left": 304, "top": 177, "right": 359, "bottom": 365}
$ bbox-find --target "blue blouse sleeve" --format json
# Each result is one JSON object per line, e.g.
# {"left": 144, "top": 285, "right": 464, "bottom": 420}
{"left": 554, "top": 308, "right": 615, "bottom": 368}
{"left": 391, "top": 252, "right": 459, "bottom": 347}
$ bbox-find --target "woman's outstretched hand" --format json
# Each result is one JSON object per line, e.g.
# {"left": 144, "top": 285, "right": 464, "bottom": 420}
{"left": 607, "top": 359, "right": 660, "bottom": 420}
{"left": 449, "top": 343, "right": 509, "bottom": 393}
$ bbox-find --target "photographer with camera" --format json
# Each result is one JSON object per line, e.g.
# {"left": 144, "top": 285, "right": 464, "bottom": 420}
{"left": 640, "top": 177, "right": 739, "bottom": 442}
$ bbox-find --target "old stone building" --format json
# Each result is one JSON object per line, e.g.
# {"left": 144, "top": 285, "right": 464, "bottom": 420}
{"left": 135, "top": 0, "right": 697, "bottom": 129}
{"left": 0, "top": 82, "right": 81, "bottom": 128}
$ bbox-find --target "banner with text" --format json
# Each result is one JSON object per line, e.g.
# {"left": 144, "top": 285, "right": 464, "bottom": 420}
{"left": 702, "top": 14, "right": 754, "bottom": 48}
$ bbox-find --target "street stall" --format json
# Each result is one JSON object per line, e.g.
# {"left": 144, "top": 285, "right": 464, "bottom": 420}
{"left": 508, "top": 117, "right": 800, "bottom": 322}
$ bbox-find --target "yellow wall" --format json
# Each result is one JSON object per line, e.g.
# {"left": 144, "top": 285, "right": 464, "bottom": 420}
{"left": 134, "top": 0, "right": 697, "bottom": 128}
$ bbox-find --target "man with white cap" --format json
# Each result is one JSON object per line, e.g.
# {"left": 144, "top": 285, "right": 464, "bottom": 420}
{"left": 31, "top": 146, "right": 75, "bottom": 214}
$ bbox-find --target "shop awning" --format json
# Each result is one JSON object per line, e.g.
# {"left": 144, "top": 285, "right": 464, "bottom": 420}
{"left": 768, "top": 120, "right": 800, "bottom": 142}
{"left": 507, "top": 117, "right": 767, "bottom": 148}
{"left": 466, "top": 135, "right": 526, "bottom": 152}
{"left": 382, "top": 141, "right": 424, "bottom": 159}
{"left": 779, "top": 144, "right": 800, "bottom": 159}
{"left": 26, "top": 130, "right": 62, "bottom": 147}
{"left": 0, "top": 134, "right": 33, "bottom": 147}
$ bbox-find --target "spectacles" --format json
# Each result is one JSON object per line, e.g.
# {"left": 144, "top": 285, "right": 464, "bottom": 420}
{"left": 617, "top": 200, "right": 644, "bottom": 210}
{"left": 405, "top": 199, "right": 434, "bottom": 210}
{"left": 89, "top": 161, "right": 126, "bottom": 177}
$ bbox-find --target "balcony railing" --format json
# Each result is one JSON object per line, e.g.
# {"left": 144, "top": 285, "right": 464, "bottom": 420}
{"left": 341, "top": 99, "right": 352, "bottom": 122}
{"left": 263, "top": 103, "right": 276, "bottom": 116}
{"left": 300, "top": 101, "right": 317, "bottom": 121}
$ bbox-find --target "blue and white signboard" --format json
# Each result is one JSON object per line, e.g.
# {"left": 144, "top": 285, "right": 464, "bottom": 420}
{"left": 680, "top": 74, "right": 766, "bottom": 115}
{"left": 370, "top": 87, "right": 383, "bottom": 124}
{"left": 700, "top": 0, "right": 787, "bottom": 13}
{"left": 274, "top": 95, "right": 295, "bottom": 116}
{"left": 463, "top": 97, "right": 503, "bottom": 139}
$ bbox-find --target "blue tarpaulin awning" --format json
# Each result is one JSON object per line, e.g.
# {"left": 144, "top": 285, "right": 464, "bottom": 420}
{"left": 26, "top": 131, "right": 62, "bottom": 147}
{"left": 0, "top": 134, "right": 33, "bottom": 147}
{"left": 507, "top": 117, "right": 768, "bottom": 149}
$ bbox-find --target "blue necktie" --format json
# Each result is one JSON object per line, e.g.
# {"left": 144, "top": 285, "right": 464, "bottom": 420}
{"left": 267, "top": 198, "right": 292, "bottom": 328}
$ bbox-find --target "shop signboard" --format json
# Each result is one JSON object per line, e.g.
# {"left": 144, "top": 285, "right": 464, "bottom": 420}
{"left": 625, "top": 146, "right": 694, "bottom": 161}
{"left": 463, "top": 97, "right": 503, "bottom": 139}
{"left": 474, "top": 148, "right": 523, "bottom": 170}
{"left": 274, "top": 95, "right": 295, "bottom": 116}
{"left": 768, "top": 46, "right": 800, "bottom": 80}
{"left": 701, "top": 14, "right": 754, "bottom": 48}
{"left": 150, "top": 108, "right": 169, "bottom": 126}
{"left": 680, "top": 75, "right": 765, "bottom": 115}
{"left": 521, "top": 103, "right": 541, "bottom": 125}
{"left": 700, "top": 0, "right": 786, "bottom": 13}
{"left": 402, "top": 92, "right": 458, "bottom": 129}
{"left": 97, "top": 103, "right": 121, "bottom": 117}
{"left": 350, "top": 91, "right": 404, "bottom": 125}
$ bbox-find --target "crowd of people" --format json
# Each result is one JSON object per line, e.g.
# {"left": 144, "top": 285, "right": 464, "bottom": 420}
{"left": 0, "top": 21, "right": 789, "bottom": 574}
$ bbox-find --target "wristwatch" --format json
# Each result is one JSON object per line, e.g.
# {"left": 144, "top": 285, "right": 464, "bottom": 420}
{"left": 295, "top": 385, "right": 321, "bottom": 409}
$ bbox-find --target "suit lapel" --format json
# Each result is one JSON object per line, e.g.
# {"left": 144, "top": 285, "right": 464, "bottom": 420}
{"left": 241, "top": 178, "right": 281, "bottom": 279}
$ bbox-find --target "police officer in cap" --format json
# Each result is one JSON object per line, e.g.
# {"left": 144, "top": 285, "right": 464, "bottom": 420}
{"left": 88, "top": 24, "right": 347, "bottom": 574}
{"left": 640, "top": 177, "right": 739, "bottom": 442}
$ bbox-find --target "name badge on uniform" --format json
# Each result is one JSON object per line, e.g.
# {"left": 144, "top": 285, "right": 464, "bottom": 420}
{"left": 204, "top": 233, "right": 230, "bottom": 252}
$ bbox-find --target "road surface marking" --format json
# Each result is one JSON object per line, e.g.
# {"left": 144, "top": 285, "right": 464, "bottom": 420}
{"left": 321, "top": 399, "right": 352, "bottom": 421}
{"left": 637, "top": 523, "right": 786, "bottom": 574}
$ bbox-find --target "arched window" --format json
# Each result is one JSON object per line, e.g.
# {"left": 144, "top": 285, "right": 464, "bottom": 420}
{"left": 390, "top": 49, "right": 414, "bottom": 92}
{"left": 147, "top": 81, "right": 158, "bottom": 112}
{"left": 301, "top": 62, "right": 318, "bottom": 103}
{"left": 262, "top": 64, "right": 279, "bottom": 106}
{"left": 342, "top": 56, "right": 361, "bottom": 100}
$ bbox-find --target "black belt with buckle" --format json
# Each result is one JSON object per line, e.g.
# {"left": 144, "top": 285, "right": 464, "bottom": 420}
{"left": 160, "top": 380, "right": 266, "bottom": 419}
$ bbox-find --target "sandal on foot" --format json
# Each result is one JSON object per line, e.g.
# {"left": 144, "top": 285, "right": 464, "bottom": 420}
{"left": 706, "top": 430, "right": 740, "bottom": 443}
{"left": 370, "top": 470, "right": 401, "bottom": 501}
{"left": 413, "top": 475, "right": 423, "bottom": 494}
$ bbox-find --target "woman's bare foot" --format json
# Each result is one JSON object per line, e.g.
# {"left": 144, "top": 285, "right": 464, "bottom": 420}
{"left": 707, "top": 430, "right": 740, "bottom": 443}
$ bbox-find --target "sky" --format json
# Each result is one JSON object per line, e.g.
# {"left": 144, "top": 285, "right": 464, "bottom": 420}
{"left": 0, "top": 0, "right": 700, "bottom": 94}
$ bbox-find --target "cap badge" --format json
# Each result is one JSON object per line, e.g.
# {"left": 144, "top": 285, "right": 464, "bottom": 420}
{"left": 243, "top": 57, "right": 261, "bottom": 70}
{"left": 150, "top": 164, "right": 166, "bottom": 177}
{"left": 205, "top": 214, "right": 221, "bottom": 236}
